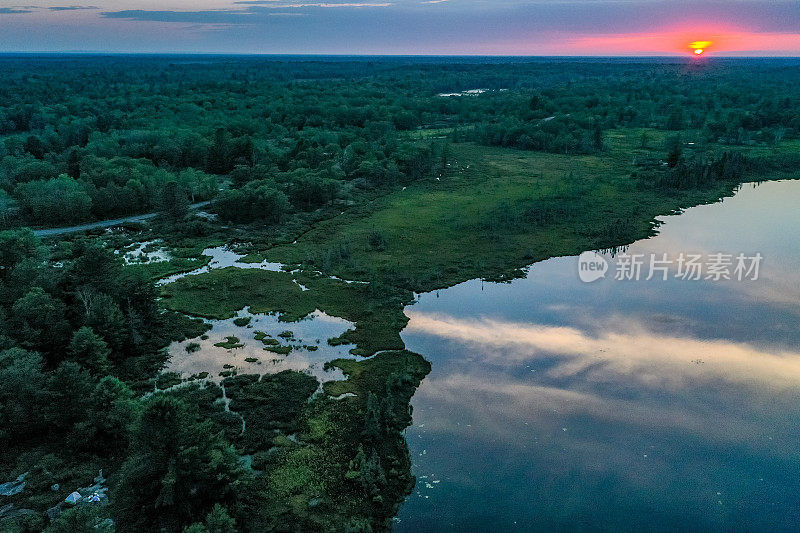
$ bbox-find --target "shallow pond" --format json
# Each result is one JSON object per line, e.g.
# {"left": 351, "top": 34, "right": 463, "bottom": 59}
{"left": 156, "top": 245, "right": 363, "bottom": 287}
{"left": 156, "top": 246, "right": 285, "bottom": 286}
{"left": 396, "top": 180, "right": 800, "bottom": 531}
{"left": 121, "top": 240, "right": 171, "bottom": 264}
{"left": 159, "top": 246, "right": 370, "bottom": 388}
{"left": 166, "top": 307, "right": 355, "bottom": 384}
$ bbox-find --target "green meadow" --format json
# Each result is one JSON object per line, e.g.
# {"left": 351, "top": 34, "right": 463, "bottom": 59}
{"left": 239, "top": 132, "right": 798, "bottom": 292}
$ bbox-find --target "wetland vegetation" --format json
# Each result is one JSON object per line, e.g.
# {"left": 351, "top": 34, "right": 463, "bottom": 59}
{"left": 0, "top": 56, "right": 798, "bottom": 531}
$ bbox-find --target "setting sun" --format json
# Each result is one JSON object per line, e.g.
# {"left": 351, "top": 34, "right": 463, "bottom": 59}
{"left": 689, "top": 40, "right": 713, "bottom": 55}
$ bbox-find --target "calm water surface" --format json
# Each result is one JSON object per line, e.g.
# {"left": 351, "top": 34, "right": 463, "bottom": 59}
{"left": 396, "top": 180, "right": 800, "bottom": 531}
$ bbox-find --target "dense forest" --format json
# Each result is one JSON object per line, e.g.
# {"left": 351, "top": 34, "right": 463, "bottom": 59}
{"left": 0, "top": 56, "right": 799, "bottom": 532}
{"left": 1, "top": 57, "right": 799, "bottom": 227}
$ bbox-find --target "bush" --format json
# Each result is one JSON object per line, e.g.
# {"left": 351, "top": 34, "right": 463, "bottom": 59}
{"left": 367, "top": 230, "right": 387, "bottom": 252}
{"left": 186, "top": 342, "right": 201, "bottom": 353}
{"left": 217, "top": 182, "right": 289, "bottom": 224}
{"left": 14, "top": 175, "right": 92, "bottom": 224}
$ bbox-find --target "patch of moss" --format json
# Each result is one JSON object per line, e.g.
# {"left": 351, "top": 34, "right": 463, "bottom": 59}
{"left": 264, "top": 345, "right": 291, "bottom": 355}
{"left": 223, "top": 371, "right": 318, "bottom": 453}
{"left": 214, "top": 336, "right": 244, "bottom": 350}
{"left": 322, "top": 350, "right": 431, "bottom": 398}
{"left": 267, "top": 446, "right": 326, "bottom": 499}
{"left": 128, "top": 254, "right": 212, "bottom": 281}
{"left": 234, "top": 317, "right": 252, "bottom": 327}
{"left": 163, "top": 311, "right": 211, "bottom": 342}
{"left": 254, "top": 332, "right": 280, "bottom": 347}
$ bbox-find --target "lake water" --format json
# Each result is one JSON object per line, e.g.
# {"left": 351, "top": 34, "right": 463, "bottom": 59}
{"left": 396, "top": 180, "right": 800, "bottom": 531}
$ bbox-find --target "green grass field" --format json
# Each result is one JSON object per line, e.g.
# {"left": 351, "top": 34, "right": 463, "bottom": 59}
{"left": 247, "top": 131, "right": 797, "bottom": 292}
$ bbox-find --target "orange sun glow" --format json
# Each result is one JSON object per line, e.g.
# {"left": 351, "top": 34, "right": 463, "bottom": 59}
{"left": 689, "top": 40, "right": 712, "bottom": 55}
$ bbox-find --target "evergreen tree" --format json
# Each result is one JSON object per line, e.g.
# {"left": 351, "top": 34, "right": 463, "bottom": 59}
{"left": 160, "top": 181, "right": 190, "bottom": 221}
{"left": 69, "top": 327, "right": 112, "bottom": 374}
{"left": 113, "top": 397, "right": 244, "bottom": 532}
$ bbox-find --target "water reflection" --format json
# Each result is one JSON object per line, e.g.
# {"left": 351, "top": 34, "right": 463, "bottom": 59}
{"left": 157, "top": 246, "right": 285, "bottom": 286}
{"left": 396, "top": 180, "right": 800, "bottom": 531}
{"left": 166, "top": 307, "right": 355, "bottom": 384}
{"left": 405, "top": 311, "right": 800, "bottom": 389}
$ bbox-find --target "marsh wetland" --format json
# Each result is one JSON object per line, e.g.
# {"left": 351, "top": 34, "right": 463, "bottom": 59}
{"left": 1, "top": 57, "right": 799, "bottom": 531}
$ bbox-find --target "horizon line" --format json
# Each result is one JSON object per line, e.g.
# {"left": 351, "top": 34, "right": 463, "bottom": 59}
{"left": 1, "top": 52, "right": 799, "bottom": 59}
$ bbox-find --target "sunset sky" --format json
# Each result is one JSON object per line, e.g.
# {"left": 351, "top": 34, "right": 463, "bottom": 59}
{"left": 1, "top": 0, "right": 799, "bottom": 55}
